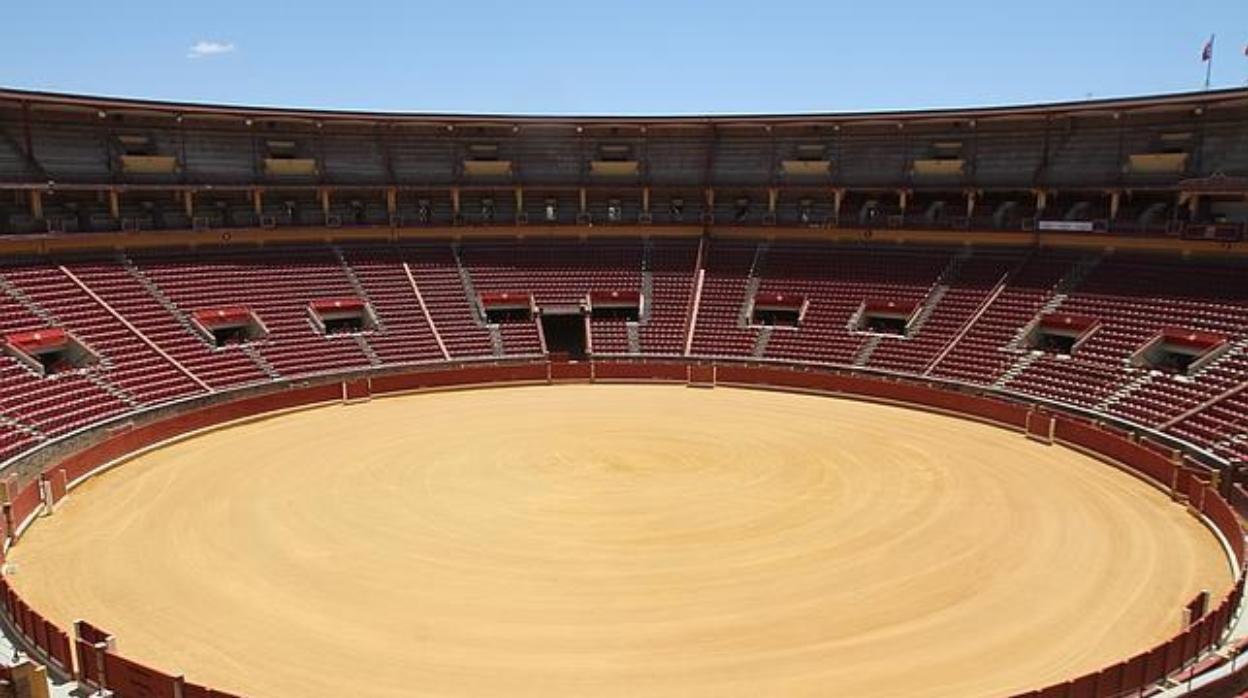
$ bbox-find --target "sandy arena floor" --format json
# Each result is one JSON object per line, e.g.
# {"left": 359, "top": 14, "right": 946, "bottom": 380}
{"left": 7, "top": 385, "right": 1234, "bottom": 698}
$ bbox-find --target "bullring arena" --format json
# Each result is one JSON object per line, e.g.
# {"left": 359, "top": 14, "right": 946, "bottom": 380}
{"left": 3, "top": 381, "right": 1239, "bottom": 698}
{"left": 0, "top": 86, "right": 1245, "bottom": 698}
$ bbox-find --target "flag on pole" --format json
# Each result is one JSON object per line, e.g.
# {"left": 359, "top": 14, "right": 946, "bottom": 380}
{"left": 1202, "top": 35, "right": 1216, "bottom": 90}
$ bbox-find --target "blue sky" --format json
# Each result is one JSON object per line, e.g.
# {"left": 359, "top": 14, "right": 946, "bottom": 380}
{"left": 2, "top": 0, "right": 1246, "bottom": 115}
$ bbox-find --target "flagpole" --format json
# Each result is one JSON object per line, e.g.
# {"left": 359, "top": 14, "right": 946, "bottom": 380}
{"left": 1204, "top": 34, "right": 1215, "bottom": 90}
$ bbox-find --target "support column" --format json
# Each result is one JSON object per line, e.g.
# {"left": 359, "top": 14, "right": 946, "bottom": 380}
{"left": 320, "top": 187, "right": 331, "bottom": 219}
{"left": 1188, "top": 193, "right": 1200, "bottom": 218}
{"left": 966, "top": 190, "right": 977, "bottom": 219}
{"left": 642, "top": 186, "right": 651, "bottom": 214}
{"left": 183, "top": 190, "right": 194, "bottom": 219}
{"left": 107, "top": 189, "right": 120, "bottom": 220}
{"left": 767, "top": 187, "right": 778, "bottom": 214}
{"left": 1108, "top": 190, "right": 1121, "bottom": 220}
{"left": 1035, "top": 189, "right": 1048, "bottom": 215}
{"left": 514, "top": 186, "right": 523, "bottom": 215}
{"left": 579, "top": 187, "right": 587, "bottom": 215}
{"left": 252, "top": 188, "right": 264, "bottom": 217}
{"left": 704, "top": 187, "right": 715, "bottom": 212}
{"left": 29, "top": 190, "right": 43, "bottom": 219}
{"left": 450, "top": 187, "right": 461, "bottom": 218}
{"left": 386, "top": 187, "right": 397, "bottom": 217}
{"left": 833, "top": 188, "right": 844, "bottom": 222}
{"left": 898, "top": 189, "right": 908, "bottom": 216}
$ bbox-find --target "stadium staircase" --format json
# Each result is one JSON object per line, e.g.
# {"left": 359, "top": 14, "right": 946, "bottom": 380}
{"left": 1096, "top": 371, "right": 1157, "bottom": 411}
{"left": 853, "top": 335, "right": 883, "bottom": 367}
{"left": 0, "top": 272, "right": 55, "bottom": 325}
{"left": 241, "top": 344, "right": 281, "bottom": 380}
{"left": 752, "top": 326, "right": 773, "bottom": 358}
{"left": 451, "top": 243, "right": 503, "bottom": 358}
{"left": 994, "top": 351, "right": 1040, "bottom": 388}
{"left": 0, "top": 238, "right": 1242, "bottom": 468}
{"left": 331, "top": 246, "right": 383, "bottom": 367}
{"left": 992, "top": 252, "right": 1103, "bottom": 392}
{"left": 639, "top": 239, "right": 697, "bottom": 356}
{"left": 84, "top": 370, "right": 139, "bottom": 408}
{"left": 118, "top": 253, "right": 276, "bottom": 383}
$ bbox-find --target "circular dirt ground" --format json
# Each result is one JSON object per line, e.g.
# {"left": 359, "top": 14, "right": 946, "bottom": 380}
{"left": 7, "top": 385, "right": 1233, "bottom": 698}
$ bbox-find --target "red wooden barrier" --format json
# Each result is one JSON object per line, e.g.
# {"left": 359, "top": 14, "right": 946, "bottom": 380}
{"left": 370, "top": 363, "right": 549, "bottom": 395}
{"left": 9, "top": 481, "right": 41, "bottom": 531}
{"left": 1026, "top": 409, "right": 1056, "bottom": 443}
{"left": 549, "top": 361, "right": 592, "bottom": 381}
{"left": 687, "top": 363, "right": 715, "bottom": 386}
{"left": 183, "top": 683, "right": 242, "bottom": 698}
{"left": 1053, "top": 416, "right": 1178, "bottom": 488}
{"left": 29, "top": 609, "right": 47, "bottom": 657}
{"left": 43, "top": 469, "right": 68, "bottom": 507}
{"left": 342, "top": 377, "right": 371, "bottom": 401}
{"left": 592, "top": 361, "right": 687, "bottom": 382}
{"left": 1093, "top": 661, "right": 1123, "bottom": 697}
{"left": 1068, "top": 673, "right": 1098, "bottom": 698}
{"left": 74, "top": 619, "right": 113, "bottom": 687}
{"left": 103, "top": 651, "right": 180, "bottom": 698}
{"left": 1145, "top": 644, "right": 1170, "bottom": 685}
{"left": 75, "top": 639, "right": 102, "bottom": 687}
{"left": 58, "top": 383, "right": 343, "bottom": 487}
{"left": 44, "top": 623, "right": 72, "bottom": 673}
{"left": 1119, "top": 652, "right": 1148, "bottom": 694}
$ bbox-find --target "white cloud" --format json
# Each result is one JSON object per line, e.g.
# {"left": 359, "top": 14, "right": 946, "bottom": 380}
{"left": 187, "top": 41, "right": 236, "bottom": 59}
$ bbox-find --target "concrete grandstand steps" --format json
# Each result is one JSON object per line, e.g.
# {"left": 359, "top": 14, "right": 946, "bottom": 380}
{"left": 0, "top": 269, "right": 138, "bottom": 441}
{"left": 451, "top": 244, "right": 486, "bottom": 325}
{"left": 118, "top": 253, "right": 206, "bottom": 345}
{"left": 355, "top": 334, "right": 382, "bottom": 366}
{"left": 906, "top": 284, "right": 949, "bottom": 337}
{"left": 738, "top": 242, "right": 770, "bottom": 328}
{"left": 865, "top": 248, "right": 1025, "bottom": 375}
{"left": 336, "top": 246, "right": 445, "bottom": 365}
{"left": 488, "top": 325, "right": 505, "bottom": 357}
{"left": 128, "top": 246, "right": 373, "bottom": 380}
{"left": 995, "top": 351, "right": 1040, "bottom": 388}
{"left": 396, "top": 244, "right": 493, "bottom": 359}
{"left": 0, "top": 274, "right": 55, "bottom": 326}
{"left": 637, "top": 239, "right": 697, "bottom": 356}
{"left": 689, "top": 239, "right": 762, "bottom": 358}
{"left": 752, "top": 326, "right": 773, "bottom": 358}
{"left": 0, "top": 239, "right": 1244, "bottom": 476}
{"left": 1213, "top": 432, "right": 1248, "bottom": 453}
{"left": 1190, "top": 336, "right": 1248, "bottom": 381}
{"left": 1000, "top": 252, "right": 1099, "bottom": 352}
{"left": 85, "top": 369, "right": 140, "bottom": 409}
{"left": 1096, "top": 370, "right": 1156, "bottom": 411}
{"left": 923, "top": 260, "right": 1019, "bottom": 376}
{"left": 640, "top": 240, "right": 655, "bottom": 324}
{"left": 0, "top": 409, "right": 43, "bottom": 440}
{"left": 6, "top": 264, "right": 212, "bottom": 402}
{"left": 1003, "top": 254, "right": 1103, "bottom": 351}
{"left": 79, "top": 257, "right": 270, "bottom": 390}
{"left": 854, "top": 335, "right": 883, "bottom": 367}
{"left": 331, "top": 245, "right": 386, "bottom": 333}
{"left": 242, "top": 343, "right": 281, "bottom": 380}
